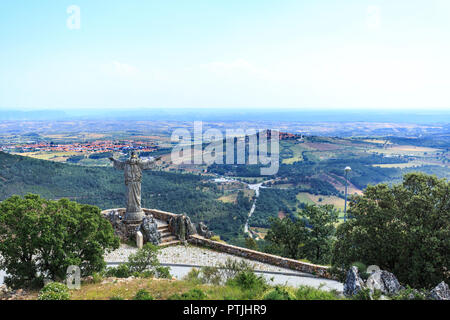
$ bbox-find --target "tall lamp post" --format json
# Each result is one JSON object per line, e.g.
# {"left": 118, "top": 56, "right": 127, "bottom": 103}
{"left": 344, "top": 166, "right": 352, "bottom": 222}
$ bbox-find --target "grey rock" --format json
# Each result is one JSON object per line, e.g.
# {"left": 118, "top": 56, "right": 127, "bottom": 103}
{"left": 169, "top": 214, "right": 197, "bottom": 241}
{"left": 137, "top": 214, "right": 161, "bottom": 245}
{"left": 343, "top": 266, "right": 365, "bottom": 296}
{"left": 197, "top": 222, "right": 214, "bottom": 239}
{"left": 366, "top": 270, "right": 403, "bottom": 295}
{"left": 429, "top": 281, "right": 450, "bottom": 300}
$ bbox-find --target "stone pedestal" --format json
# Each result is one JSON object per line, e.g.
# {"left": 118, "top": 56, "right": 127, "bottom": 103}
{"left": 123, "top": 220, "right": 141, "bottom": 240}
{"left": 124, "top": 210, "right": 145, "bottom": 222}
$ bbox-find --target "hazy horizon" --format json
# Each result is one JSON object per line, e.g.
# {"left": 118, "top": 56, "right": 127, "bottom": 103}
{"left": 1, "top": 107, "right": 449, "bottom": 124}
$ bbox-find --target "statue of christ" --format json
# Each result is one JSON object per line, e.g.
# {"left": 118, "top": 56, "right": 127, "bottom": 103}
{"left": 109, "top": 151, "right": 161, "bottom": 221}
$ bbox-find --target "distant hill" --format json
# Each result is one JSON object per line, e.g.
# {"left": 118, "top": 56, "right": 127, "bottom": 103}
{"left": 0, "top": 110, "right": 68, "bottom": 120}
{"left": 0, "top": 152, "right": 249, "bottom": 242}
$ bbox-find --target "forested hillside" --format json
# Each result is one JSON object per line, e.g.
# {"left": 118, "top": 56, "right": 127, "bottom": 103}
{"left": 0, "top": 152, "right": 248, "bottom": 242}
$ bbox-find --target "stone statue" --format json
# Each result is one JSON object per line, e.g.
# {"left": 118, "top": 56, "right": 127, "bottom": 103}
{"left": 109, "top": 151, "right": 161, "bottom": 221}
{"left": 137, "top": 213, "right": 161, "bottom": 245}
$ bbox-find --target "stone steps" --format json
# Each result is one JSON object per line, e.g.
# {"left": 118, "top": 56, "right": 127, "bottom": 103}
{"left": 161, "top": 235, "right": 177, "bottom": 243}
{"left": 158, "top": 240, "right": 181, "bottom": 248}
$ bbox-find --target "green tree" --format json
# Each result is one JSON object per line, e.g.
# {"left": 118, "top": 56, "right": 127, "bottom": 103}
{"left": 245, "top": 237, "right": 258, "bottom": 251}
{"left": 332, "top": 173, "right": 450, "bottom": 288}
{"left": 265, "top": 205, "right": 338, "bottom": 264}
{"left": 301, "top": 205, "right": 338, "bottom": 264}
{"left": 265, "top": 217, "right": 308, "bottom": 259}
{"left": 0, "top": 194, "right": 119, "bottom": 288}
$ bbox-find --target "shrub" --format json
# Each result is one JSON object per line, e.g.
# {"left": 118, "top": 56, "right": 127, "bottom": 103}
{"left": 295, "top": 285, "right": 342, "bottom": 300}
{"left": 218, "top": 258, "right": 254, "bottom": 281}
{"left": 169, "top": 288, "right": 207, "bottom": 300}
{"left": 139, "top": 270, "right": 156, "bottom": 278}
{"left": 201, "top": 266, "right": 222, "bottom": 285}
{"left": 104, "top": 264, "right": 131, "bottom": 278}
{"left": 91, "top": 272, "right": 103, "bottom": 284}
{"left": 352, "top": 287, "right": 382, "bottom": 300}
{"left": 127, "top": 243, "right": 160, "bottom": 273}
{"left": 391, "top": 286, "right": 428, "bottom": 300}
{"left": 38, "top": 282, "right": 70, "bottom": 300}
{"left": 133, "top": 289, "right": 154, "bottom": 300}
{"left": 155, "top": 266, "right": 171, "bottom": 279}
{"left": 184, "top": 268, "right": 202, "bottom": 284}
{"left": 262, "top": 286, "right": 296, "bottom": 300}
{"left": 227, "top": 271, "right": 267, "bottom": 292}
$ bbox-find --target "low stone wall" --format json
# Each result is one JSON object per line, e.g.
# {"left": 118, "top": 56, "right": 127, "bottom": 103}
{"left": 188, "top": 235, "right": 332, "bottom": 279}
{"left": 143, "top": 208, "right": 179, "bottom": 222}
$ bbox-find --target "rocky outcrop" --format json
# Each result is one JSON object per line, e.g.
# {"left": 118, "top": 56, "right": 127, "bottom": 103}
{"left": 429, "top": 281, "right": 450, "bottom": 300}
{"left": 197, "top": 222, "right": 214, "bottom": 239}
{"left": 169, "top": 214, "right": 197, "bottom": 241}
{"left": 137, "top": 214, "right": 161, "bottom": 245}
{"left": 343, "top": 266, "right": 365, "bottom": 296}
{"left": 366, "top": 270, "right": 403, "bottom": 295}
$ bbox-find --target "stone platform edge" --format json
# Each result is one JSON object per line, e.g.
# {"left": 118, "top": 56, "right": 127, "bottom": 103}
{"left": 188, "top": 234, "right": 332, "bottom": 279}
{"left": 101, "top": 208, "right": 180, "bottom": 222}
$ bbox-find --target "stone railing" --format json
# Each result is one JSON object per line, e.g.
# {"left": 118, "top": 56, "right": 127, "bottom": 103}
{"left": 188, "top": 234, "right": 332, "bottom": 279}
{"left": 101, "top": 208, "right": 180, "bottom": 223}
{"left": 143, "top": 208, "right": 179, "bottom": 222}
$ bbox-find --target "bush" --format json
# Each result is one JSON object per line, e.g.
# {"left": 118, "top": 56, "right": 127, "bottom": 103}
{"left": 38, "top": 282, "right": 70, "bottom": 300}
{"left": 352, "top": 288, "right": 382, "bottom": 300}
{"left": 0, "top": 194, "right": 119, "bottom": 289}
{"left": 127, "top": 243, "right": 160, "bottom": 273}
{"left": 262, "top": 286, "right": 296, "bottom": 300}
{"left": 227, "top": 271, "right": 267, "bottom": 291}
{"left": 184, "top": 268, "right": 202, "bottom": 284}
{"left": 391, "top": 286, "right": 428, "bottom": 300}
{"left": 218, "top": 258, "right": 254, "bottom": 281}
{"left": 104, "top": 264, "right": 131, "bottom": 278}
{"left": 169, "top": 288, "right": 207, "bottom": 300}
{"left": 133, "top": 289, "right": 154, "bottom": 300}
{"left": 91, "top": 272, "right": 103, "bottom": 284}
{"left": 155, "top": 266, "right": 171, "bottom": 279}
{"left": 200, "top": 266, "right": 222, "bottom": 285}
{"left": 295, "top": 285, "right": 342, "bottom": 300}
{"left": 210, "top": 235, "right": 226, "bottom": 243}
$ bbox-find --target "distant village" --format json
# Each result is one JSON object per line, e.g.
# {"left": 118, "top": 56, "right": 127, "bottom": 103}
{"left": 0, "top": 140, "right": 158, "bottom": 154}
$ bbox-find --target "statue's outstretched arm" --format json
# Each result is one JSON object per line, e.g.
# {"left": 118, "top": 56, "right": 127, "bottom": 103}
{"left": 109, "top": 157, "right": 125, "bottom": 170}
{"left": 140, "top": 156, "right": 161, "bottom": 170}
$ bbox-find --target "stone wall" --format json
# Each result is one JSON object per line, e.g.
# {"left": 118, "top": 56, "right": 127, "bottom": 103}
{"left": 189, "top": 234, "right": 332, "bottom": 279}
{"left": 142, "top": 208, "right": 179, "bottom": 222}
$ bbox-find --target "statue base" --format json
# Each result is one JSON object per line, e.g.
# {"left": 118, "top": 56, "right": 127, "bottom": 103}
{"left": 124, "top": 210, "right": 145, "bottom": 222}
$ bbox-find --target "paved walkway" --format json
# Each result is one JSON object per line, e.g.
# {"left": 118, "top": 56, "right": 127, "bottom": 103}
{"left": 104, "top": 244, "right": 343, "bottom": 292}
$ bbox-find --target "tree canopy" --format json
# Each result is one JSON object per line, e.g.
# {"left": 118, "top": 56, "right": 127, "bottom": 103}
{"left": 0, "top": 194, "right": 119, "bottom": 288}
{"left": 332, "top": 173, "right": 450, "bottom": 288}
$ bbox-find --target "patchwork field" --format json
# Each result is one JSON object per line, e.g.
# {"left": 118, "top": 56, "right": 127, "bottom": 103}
{"left": 296, "top": 192, "right": 346, "bottom": 216}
